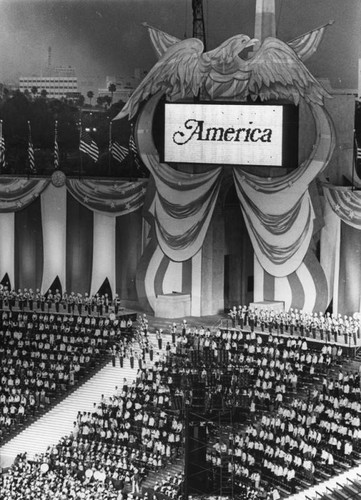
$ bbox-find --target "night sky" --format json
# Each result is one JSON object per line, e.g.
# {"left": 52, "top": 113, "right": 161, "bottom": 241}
{"left": 1, "top": 0, "right": 360, "bottom": 90}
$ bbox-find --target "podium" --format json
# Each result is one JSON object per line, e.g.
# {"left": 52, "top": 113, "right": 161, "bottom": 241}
{"left": 154, "top": 292, "right": 191, "bottom": 318}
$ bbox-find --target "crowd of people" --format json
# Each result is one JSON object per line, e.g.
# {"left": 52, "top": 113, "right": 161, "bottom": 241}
{"left": 1, "top": 298, "right": 361, "bottom": 500}
{"left": 0, "top": 309, "right": 135, "bottom": 444}
{"left": 229, "top": 304, "right": 361, "bottom": 345}
{"left": 0, "top": 285, "right": 127, "bottom": 317}
{"left": 194, "top": 328, "right": 361, "bottom": 496}
{"left": 0, "top": 330, "right": 185, "bottom": 500}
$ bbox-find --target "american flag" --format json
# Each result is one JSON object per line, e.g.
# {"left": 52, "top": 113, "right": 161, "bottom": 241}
{"left": 79, "top": 130, "right": 99, "bottom": 162}
{"left": 129, "top": 132, "right": 142, "bottom": 170}
{"left": 0, "top": 120, "right": 5, "bottom": 168}
{"left": 28, "top": 122, "right": 35, "bottom": 172}
{"left": 355, "top": 134, "right": 361, "bottom": 161}
{"left": 110, "top": 140, "right": 128, "bottom": 164}
{"left": 54, "top": 121, "right": 59, "bottom": 169}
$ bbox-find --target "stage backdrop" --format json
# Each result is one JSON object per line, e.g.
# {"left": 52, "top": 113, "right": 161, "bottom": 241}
{"left": 134, "top": 90, "right": 335, "bottom": 316}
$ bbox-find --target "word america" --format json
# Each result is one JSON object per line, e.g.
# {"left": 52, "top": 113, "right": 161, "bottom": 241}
{"left": 172, "top": 119, "right": 273, "bottom": 145}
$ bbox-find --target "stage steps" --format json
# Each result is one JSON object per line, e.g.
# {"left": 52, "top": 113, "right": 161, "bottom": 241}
{"left": 0, "top": 358, "right": 137, "bottom": 469}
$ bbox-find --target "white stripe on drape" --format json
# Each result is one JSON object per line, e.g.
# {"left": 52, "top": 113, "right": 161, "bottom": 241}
{"left": 0, "top": 212, "right": 15, "bottom": 287}
{"left": 296, "top": 262, "right": 317, "bottom": 313}
{"left": 191, "top": 250, "right": 202, "bottom": 316}
{"left": 41, "top": 184, "right": 67, "bottom": 293}
{"left": 253, "top": 255, "right": 264, "bottom": 303}
{"left": 333, "top": 217, "right": 341, "bottom": 316}
{"left": 274, "top": 276, "right": 292, "bottom": 311}
{"left": 144, "top": 245, "right": 164, "bottom": 312}
{"left": 162, "top": 261, "right": 182, "bottom": 294}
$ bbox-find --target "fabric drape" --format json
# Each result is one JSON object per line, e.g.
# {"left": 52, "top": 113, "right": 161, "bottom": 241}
{"left": 15, "top": 198, "right": 43, "bottom": 291}
{"left": 338, "top": 221, "right": 361, "bottom": 316}
{"left": 0, "top": 178, "right": 50, "bottom": 212}
{"left": 40, "top": 184, "right": 67, "bottom": 293}
{"left": 231, "top": 103, "right": 335, "bottom": 277}
{"left": 115, "top": 209, "right": 143, "bottom": 301}
{"left": 144, "top": 155, "right": 223, "bottom": 262}
{"left": 323, "top": 185, "right": 361, "bottom": 229}
{"left": 66, "top": 178, "right": 147, "bottom": 216}
{"left": 0, "top": 213, "right": 15, "bottom": 288}
{"left": 323, "top": 184, "right": 361, "bottom": 316}
{"left": 66, "top": 191, "right": 93, "bottom": 295}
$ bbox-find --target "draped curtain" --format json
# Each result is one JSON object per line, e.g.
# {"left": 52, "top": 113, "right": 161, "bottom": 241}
{"left": 143, "top": 156, "right": 223, "bottom": 262}
{"left": 324, "top": 186, "right": 361, "bottom": 229}
{"left": 66, "top": 179, "right": 147, "bottom": 215}
{"left": 231, "top": 102, "right": 335, "bottom": 277}
{"left": 0, "top": 178, "right": 50, "bottom": 212}
{"left": 0, "top": 177, "right": 147, "bottom": 298}
{"left": 0, "top": 177, "right": 147, "bottom": 216}
{"left": 323, "top": 185, "right": 361, "bottom": 315}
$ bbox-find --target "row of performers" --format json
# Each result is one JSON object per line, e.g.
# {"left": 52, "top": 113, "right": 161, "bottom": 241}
{"left": 228, "top": 305, "right": 361, "bottom": 341}
{"left": 0, "top": 286, "right": 122, "bottom": 315}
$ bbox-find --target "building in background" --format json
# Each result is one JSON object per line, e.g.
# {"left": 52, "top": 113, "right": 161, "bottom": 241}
{"left": 98, "top": 70, "right": 147, "bottom": 103}
{"left": 19, "top": 65, "right": 79, "bottom": 100}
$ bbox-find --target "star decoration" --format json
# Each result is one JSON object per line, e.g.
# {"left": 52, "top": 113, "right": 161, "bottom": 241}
{"left": 83, "top": 196, "right": 89, "bottom": 203}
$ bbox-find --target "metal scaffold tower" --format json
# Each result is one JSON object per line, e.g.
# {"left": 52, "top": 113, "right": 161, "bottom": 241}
{"left": 192, "top": 0, "right": 206, "bottom": 50}
{"left": 183, "top": 406, "right": 236, "bottom": 499}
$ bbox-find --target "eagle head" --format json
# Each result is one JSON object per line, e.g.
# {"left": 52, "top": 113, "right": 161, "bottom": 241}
{"left": 207, "top": 35, "right": 258, "bottom": 63}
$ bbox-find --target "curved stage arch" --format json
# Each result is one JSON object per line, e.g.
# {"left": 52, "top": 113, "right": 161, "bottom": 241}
{"left": 135, "top": 88, "right": 335, "bottom": 315}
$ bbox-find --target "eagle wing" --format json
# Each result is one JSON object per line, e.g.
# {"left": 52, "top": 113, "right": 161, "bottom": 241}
{"left": 245, "top": 37, "right": 330, "bottom": 105}
{"left": 113, "top": 38, "right": 206, "bottom": 120}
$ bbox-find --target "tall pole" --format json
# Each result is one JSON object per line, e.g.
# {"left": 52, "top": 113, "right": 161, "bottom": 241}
{"left": 108, "top": 119, "right": 112, "bottom": 176}
{"left": 254, "top": 0, "right": 276, "bottom": 52}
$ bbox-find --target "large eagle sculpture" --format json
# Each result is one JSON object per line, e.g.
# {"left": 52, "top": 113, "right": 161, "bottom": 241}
{"left": 115, "top": 34, "right": 330, "bottom": 121}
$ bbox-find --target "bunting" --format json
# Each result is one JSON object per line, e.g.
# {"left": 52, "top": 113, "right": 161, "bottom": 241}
{"left": 27, "top": 121, "right": 36, "bottom": 172}
{"left": 0, "top": 120, "right": 5, "bottom": 169}
{"left": 129, "top": 131, "right": 142, "bottom": 170}
{"left": 54, "top": 121, "right": 59, "bottom": 169}
{"left": 355, "top": 135, "right": 361, "bottom": 161}
{"left": 287, "top": 21, "right": 334, "bottom": 62}
{"left": 110, "top": 140, "right": 128, "bottom": 164}
{"left": 141, "top": 22, "right": 180, "bottom": 59}
{"left": 80, "top": 130, "right": 99, "bottom": 162}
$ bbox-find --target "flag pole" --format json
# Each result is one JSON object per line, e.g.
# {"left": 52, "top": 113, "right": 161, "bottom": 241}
{"left": 287, "top": 20, "right": 335, "bottom": 43}
{"left": 0, "top": 120, "right": 4, "bottom": 172}
{"left": 130, "top": 122, "right": 135, "bottom": 180}
{"left": 54, "top": 120, "right": 58, "bottom": 170}
{"left": 108, "top": 119, "right": 112, "bottom": 176}
{"left": 353, "top": 129, "right": 356, "bottom": 192}
{"left": 27, "top": 120, "right": 32, "bottom": 178}
{"left": 28, "top": 120, "right": 30, "bottom": 179}
{"left": 79, "top": 120, "right": 82, "bottom": 180}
